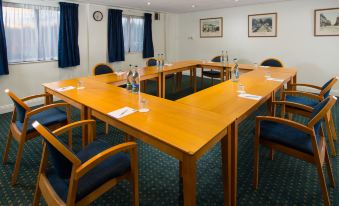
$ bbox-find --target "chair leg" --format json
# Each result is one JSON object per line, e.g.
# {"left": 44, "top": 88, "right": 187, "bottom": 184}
{"left": 11, "top": 139, "right": 25, "bottom": 185}
{"left": 211, "top": 77, "right": 214, "bottom": 86}
{"left": 105, "top": 123, "right": 109, "bottom": 134}
{"left": 329, "top": 111, "right": 337, "bottom": 141}
{"left": 171, "top": 77, "right": 175, "bottom": 93}
{"left": 253, "top": 137, "right": 260, "bottom": 189}
{"left": 269, "top": 149, "right": 274, "bottom": 160}
{"left": 325, "top": 114, "right": 336, "bottom": 157}
{"left": 68, "top": 129, "right": 73, "bottom": 148}
{"left": 315, "top": 156, "right": 331, "bottom": 206}
{"left": 201, "top": 69, "right": 204, "bottom": 89}
{"left": 288, "top": 113, "right": 293, "bottom": 120}
{"left": 2, "top": 130, "right": 13, "bottom": 164}
{"left": 32, "top": 181, "right": 41, "bottom": 206}
{"left": 325, "top": 147, "right": 335, "bottom": 188}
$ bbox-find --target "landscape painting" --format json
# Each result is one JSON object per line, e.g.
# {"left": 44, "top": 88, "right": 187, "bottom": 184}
{"left": 248, "top": 13, "right": 277, "bottom": 37}
{"left": 200, "top": 17, "right": 223, "bottom": 38}
{"left": 315, "top": 8, "right": 339, "bottom": 36}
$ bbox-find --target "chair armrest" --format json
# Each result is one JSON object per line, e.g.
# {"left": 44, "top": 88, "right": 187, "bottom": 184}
{"left": 256, "top": 116, "right": 313, "bottom": 135}
{"left": 289, "top": 83, "right": 322, "bottom": 90}
{"left": 282, "top": 91, "right": 323, "bottom": 101}
{"left": 26, "top": 103, "right": 70, "bottom": 119}
{"left": 75, "top": 142, "right": 137, "bottom": 179}
{"left": 53, "top": 120, "right": 95, "bottom": 136}
{"left": 272, "top": 101, "right": 313, "bottom": 112}
{"left": 21, "top": 93, "right": 51, "bottom": 102}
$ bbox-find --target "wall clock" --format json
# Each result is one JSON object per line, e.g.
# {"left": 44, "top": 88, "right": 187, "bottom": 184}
{"left": 93, "top": 11, "right": 103, "bottom": 21}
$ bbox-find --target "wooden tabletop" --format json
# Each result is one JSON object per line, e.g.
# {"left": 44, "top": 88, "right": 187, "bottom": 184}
{"left": 177, "top": 68, "right": 297, "bottom": 121}
{"left": 43, "top": 78, "right": 232, "bottom": 156}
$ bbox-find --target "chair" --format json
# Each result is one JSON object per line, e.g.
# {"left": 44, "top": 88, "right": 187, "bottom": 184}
{"left": 92, "top": 63, "right": 114, "bottom": 76}
{"left": 260, "top": 58, "right": 284, "bottom": 67}
{"left": 201, "top": 56, "right": 227, "bottom": 89}
{"left": 282, "top": 77, "right": 338, "bottom": 156}
{"left": 253, "top": 96, "right": 337, "bottom": 206}
{"left": 145, "top": 58, "right": 175, "bottom": 94}
{"left": 32, "top": 120, "right": 139, "bottom": 206}
{"left": 3, "top": 89, "right": 71, "bottom": 185}
{"left": 92, "top": 63, "right": 114, "bottom": 134}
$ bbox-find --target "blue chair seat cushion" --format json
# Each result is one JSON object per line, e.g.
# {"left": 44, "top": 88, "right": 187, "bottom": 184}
{"left": 46, "top": 140, "right": 131, "bottom": 202}
{"left": 202, "top": 70, "right": 221, "bottom": 77}
{"left": 16, "top": 107, "right": 67, "bottom": 133}
{"left": 285, "top": 95, "right": 319, "bottom": 108}
{"left": 260, "top": 120, "right": 320, "bottom": 155}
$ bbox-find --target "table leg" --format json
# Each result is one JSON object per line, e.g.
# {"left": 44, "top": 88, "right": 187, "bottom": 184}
{"left": 193, "top": 67, "right": 197, "bottom": 93}
{"left": 229, "top": 121, "right": 238, "bottom": 206}
{"left": 221, "top": 131, "right": 231, "bottom": 206}
{"left": 157, "top": 75, "right": 162, "bottom": 97}
{"left": 182, "top": 154, "right": 196, "bottom": 206}
{"left": 44, "top": 88, "right": 53, "bottom": 105}
{"left": 80, "top": 105, "right": 90, "bottom": 147}
{"left": 221, "top": 67, "right": 225, "bottom": 82}
{"left": 162, "top": 73, "right": 166, "bottom": 99}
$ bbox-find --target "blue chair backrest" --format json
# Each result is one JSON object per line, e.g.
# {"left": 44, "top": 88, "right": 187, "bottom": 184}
{"left": 45, "top": 130, "right": 76, "bottom": 179}
{"left": 321, "top": 78, "right": 335, "bottom": 98}
{"left": 261, "top": 59, "right": 283, "bottom": 67}
{"left": 12, "top": 99, "right": 27, "bottom": 123}
{"left": 211, "top": 56, "right": 221, "bottom": 62}
{"left": 147, "top": 58, "right": 157, "bottom": 66}
{"left": 94, "top": 64, "right": 113, "bottom": 75}
{"left": 309, "top": 97, "right": 330, "bottom": 131}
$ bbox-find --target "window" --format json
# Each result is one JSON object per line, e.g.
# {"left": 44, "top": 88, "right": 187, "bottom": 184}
{"left": 2, "top": 3, "right": 59, "bottom": 63}
{"left": 122, "top": 15, "right": 144, "bottom": 53}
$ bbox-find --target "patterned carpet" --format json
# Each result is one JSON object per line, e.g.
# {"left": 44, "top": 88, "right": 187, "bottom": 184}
{"left": 0, "top": 75, "right": 338, "bottom": 205}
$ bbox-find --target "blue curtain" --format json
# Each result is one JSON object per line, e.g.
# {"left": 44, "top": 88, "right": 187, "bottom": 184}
{"left": 58, "top": 2, "right": 80, "bottom": 68}
{"left": 143, "top": 13, "right": 154, "bottom": 58}
{"left": 0, "top": 0, "right": 9, "bottom": 75}
{"left": 108, "top": 9, "right": 124, "bottom": 62}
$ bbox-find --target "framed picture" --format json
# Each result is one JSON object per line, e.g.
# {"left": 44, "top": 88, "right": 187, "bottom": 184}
{"left": 248, "top": 13, "right": 277, "bottom": 37}
{"left": 200, "top": 17, "right": 223, "bottom": 38}
{"left": 314, "top": 8, "right": 339, "bottom": 36}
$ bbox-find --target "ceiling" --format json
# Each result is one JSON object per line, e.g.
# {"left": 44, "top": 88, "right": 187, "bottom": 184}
{"left": 81, "top": 0, "right": 293, "bottom": 13}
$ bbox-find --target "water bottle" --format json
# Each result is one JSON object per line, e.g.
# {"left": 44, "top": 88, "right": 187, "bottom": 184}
{"left": 156, "top": 54, "right": 160, "bottom": 68}
{"left": 221, "top": 50, "right": 224, "bottom": 63}
{"left": 226, "top": 51, "right": 229, "bottom": 65}
{"left": 232, "top": 58, "right": 239, "bottom": 82}
{"left": 126, "top": 64, "right": 133, "bottom": 92}
{"left": 161, "top": 53, "right": 165, "bottom": 68}
{"left": 132, "top": 66, "right": 140, "bottom": 94}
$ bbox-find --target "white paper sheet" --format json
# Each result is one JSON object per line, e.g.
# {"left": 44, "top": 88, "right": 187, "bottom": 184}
{"left": 266, "top": 77, "right": 284, "bottom": 82}
{"left": 114, "top": 71, "right": 126, "bottom": 76}
{"left": 165, "top": 63, "right": 173, "bottom": 66}
{"left": 238, "top": 93, "right": 262, "bottom": 101}
{"left": 56, "top": 86, "right": 75, "bottom": 92}
{"left": 107, "top": 107, "right": 137, "bottom": 119}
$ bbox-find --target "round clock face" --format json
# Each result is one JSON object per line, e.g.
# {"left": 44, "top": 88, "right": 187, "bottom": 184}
{"left": 93, "top": 11, "right": 103, "bottom": 21}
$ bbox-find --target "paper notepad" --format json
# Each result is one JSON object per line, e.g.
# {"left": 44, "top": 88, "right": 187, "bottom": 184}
{"left": 260, "top": 66, "right": 269, "bottom": 68}
{"left": 115, "top": 71, "right": 126, "bottom": 76}
{"left": 238, "top": 93, "right": 262, "bottom": 101}
{"left": 108, "top": 107, "right": 136, "bottom": 119}
{"left": 266, "top": 77, "right": 284, "bottom": 82}
{"left": 165, "top": 63, "right": 173, "bottom": 66}
{"left": 56, "top": 86, "right": 75, "bottom": 92}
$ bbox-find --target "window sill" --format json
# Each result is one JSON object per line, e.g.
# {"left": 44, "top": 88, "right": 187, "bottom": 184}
{"left": 9, "top": 60, "right": 58, "bottom": 65}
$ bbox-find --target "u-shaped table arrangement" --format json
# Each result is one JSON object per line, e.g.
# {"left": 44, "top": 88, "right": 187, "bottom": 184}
{"left": 43, "top": 60, "right": 297, "bottom": 206}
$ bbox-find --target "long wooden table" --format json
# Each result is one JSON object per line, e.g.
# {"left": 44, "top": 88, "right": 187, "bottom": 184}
{"left": 43, "top": 78, "right": 234, "bottom": 206}
{"left": 177, "top": 67, "right": 297, "bottom": 206}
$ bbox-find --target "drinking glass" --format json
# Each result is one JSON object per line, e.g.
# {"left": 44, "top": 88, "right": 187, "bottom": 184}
{"left": 77, "top": 79, "right": 85, "bottom": 89}
{"left": 237, "top": 84, "right": 245, "bottom": 94}
{"left": 139, "top": 98, "right": 149, "bottom": 112}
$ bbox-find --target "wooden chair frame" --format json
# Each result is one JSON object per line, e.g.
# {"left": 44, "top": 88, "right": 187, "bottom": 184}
{"left": 3, "top": 89, "right": 71, "bottom": 185}
{"left": 282, "top": 77, "right": 338, "bottom": 156}
{"left": 32, "top": 120, "right": 139, "bottom": 206}
{"left": 92, "top": 63, "right": 114, "bottom": 134}
{"left": 254, "top": 96, "right": 337, "bottom": 206}
{"left": 201, "top": 55, "right": 232, "bottom": 89}
{"left": 260, "top": 57, "right": 285, "bottom": 67}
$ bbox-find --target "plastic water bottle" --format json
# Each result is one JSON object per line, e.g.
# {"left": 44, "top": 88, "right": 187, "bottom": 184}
{"left": 232, "top": 58, "right": 239, "bottom": 82}
{"left": 161, "top": 53, "right": 165, "bottom": 68}
{"left": 126, "top": 64, "right": 133, "bottom": 92}
{"left": 156, "top": 54, "right": 160, "bottom": 68}
{"left": 221, "top": 50, "right": 224, "bottom": 63}
{"left": 132, "top": 66, "right": 140, "bottom": 94}
{"left": 226, "top": 51, "right": 229, "bottom": 65}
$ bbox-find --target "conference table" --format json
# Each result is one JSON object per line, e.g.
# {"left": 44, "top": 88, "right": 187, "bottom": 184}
{"left": 177, "top": 67, "right": 297, "bottom": 206}
{"left": 42, "top": 60, "right": 297, "bottom": 206}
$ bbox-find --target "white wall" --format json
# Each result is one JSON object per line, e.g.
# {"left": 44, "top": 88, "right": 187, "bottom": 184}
{"left": 169, "top": 0, "right": 339, "bottom": 94}
{"left": 0, "top": 0, "right": 166, "bottom": 113}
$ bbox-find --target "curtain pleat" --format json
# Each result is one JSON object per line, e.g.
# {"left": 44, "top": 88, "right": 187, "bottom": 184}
{"left": 0, "top": 0, "right": 9, "bottom": 75}
{"left": 58, "top": 2, "right": 80, "bottom": 68}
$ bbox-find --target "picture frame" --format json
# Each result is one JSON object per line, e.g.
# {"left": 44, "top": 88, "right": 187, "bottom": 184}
{"left": 314, "top": 7, "right": 339, "bottom": 36}
{"left": 200, "top": 17, "right": 223, "bottom": 38}
{"left": 248, "top": 13, "right": 277, "bottom": 37}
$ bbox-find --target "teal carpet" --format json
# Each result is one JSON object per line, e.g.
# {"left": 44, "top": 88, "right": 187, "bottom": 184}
{"left": 0, "top": 75, "right": 338, "bottom": 205}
